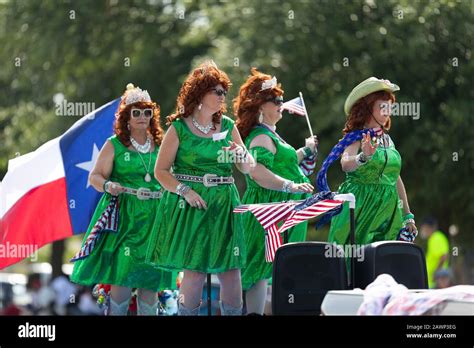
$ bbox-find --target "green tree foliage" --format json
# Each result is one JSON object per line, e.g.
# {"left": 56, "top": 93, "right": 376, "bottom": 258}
{"left": 1, "top": 0, "right": 472, "bottom": 248}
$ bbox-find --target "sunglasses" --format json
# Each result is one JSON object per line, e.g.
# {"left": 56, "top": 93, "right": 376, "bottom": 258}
{"left": 131, "top": 108, "right": 153, "bottom": 118}
{"left": 211, "top": 88, "right": 227, "bottom": 97}
{"left": 266, "top": 96, "right": 284, "bottom": 106}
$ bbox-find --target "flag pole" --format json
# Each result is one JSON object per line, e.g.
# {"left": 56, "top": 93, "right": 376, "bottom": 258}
{"left": 334, "top": 193, "right": 356, "bottom": 289}
{"left": 299, "top": 92, "right": 314, "bottom": 138}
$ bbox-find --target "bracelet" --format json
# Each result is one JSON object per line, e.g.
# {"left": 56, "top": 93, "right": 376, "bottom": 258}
{"left": 176, "top": 183, "right": 191, "bottom": 197}
{"left": 355, "top": 152, "right": 372, "bottom": 167}
{"left": 282, "top": 180, "right": 294, "bottom": 193}
{"left": 236, "top": 148, "right": 248, "bottom": 161}
{"left": 302, "top": 146, "right": 312, "bottom": 157}
{"left": 403, "top": 213, "right": 415, "bottom": 221}
{"left": 103, "top": 180, "right": 111, "bottom": 193}
{"left": 404, "top": 218, "right": 416, "bottom": 226}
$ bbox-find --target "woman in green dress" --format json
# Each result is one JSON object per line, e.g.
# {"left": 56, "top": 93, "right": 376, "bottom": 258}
{"left": 234, "top": 68, "right": 317, "bottom": 315}
{"left": 70, "top": 84, "right": 175, "bottom": 315}
{"left": 328, "top": 77, "right": 417, "bottom": 248}
{"left": 146, "top": 61, "right": 255, "bottom": 315}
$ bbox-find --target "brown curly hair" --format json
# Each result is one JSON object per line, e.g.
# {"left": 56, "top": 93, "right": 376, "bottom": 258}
{"left": 234, "top": 68, "right": 284, "bottom": 140}
{"left": 166, "top": 61, "right": 231, "bottom": 126}
{"left": 114, "top": 98, "right": 164, "bottom": 147}
{"left": 343, "top": 90, "right": 395, "bottom": 135}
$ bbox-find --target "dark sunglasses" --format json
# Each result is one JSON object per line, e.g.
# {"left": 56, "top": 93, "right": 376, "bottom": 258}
{"left": 266, "top": 96, "right": 284, "bottom": 106}
{"left": 211, "top": 88, "right": 227, "bottom": 97}
{"left": 131, "top": 108, "right": 153, "bottom": 118}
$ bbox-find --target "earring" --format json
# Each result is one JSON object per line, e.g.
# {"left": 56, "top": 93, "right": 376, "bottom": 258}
{"left": 127, "top": 123, "right": 130, "bottom": 130}
{"left": 258, "top": 112, "right": 263, "bottom": 123}
{"left": 198, "top": 103, "right": 202, "bottom": 111}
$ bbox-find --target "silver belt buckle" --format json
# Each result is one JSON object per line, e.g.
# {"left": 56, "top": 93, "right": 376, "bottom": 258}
{"left": 136, "top": 187, "right": 151, "bottom": 200}
{"left": 153, "top": 190, "right": 163, "bottom": 199}
{"left": 203, "top": 173, "right": 218, "bottom": 187}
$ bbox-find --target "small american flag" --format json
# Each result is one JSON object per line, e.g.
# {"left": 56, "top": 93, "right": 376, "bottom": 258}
{"left": 234, "top": 192, "right": 344, "bottom": 262}
{"left": 281, "top": 96, "right": 305, "bottom": 116}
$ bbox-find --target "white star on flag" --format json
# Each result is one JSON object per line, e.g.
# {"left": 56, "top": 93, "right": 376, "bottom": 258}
{"left": 75, "top": 143, "right": 100, "bottom": 188}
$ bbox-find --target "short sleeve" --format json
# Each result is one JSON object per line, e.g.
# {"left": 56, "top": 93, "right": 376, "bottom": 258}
{"left": 109, "top": 135, "right": 124, "bottom": 154}
{"left": 222, "top": 115, "right": 235, "bottom": 132}
{"left": 250, "top": 146, "right": 275, "bottom": 169}
{"left": 171, "top": 119, "right": 184, "bottom": 139}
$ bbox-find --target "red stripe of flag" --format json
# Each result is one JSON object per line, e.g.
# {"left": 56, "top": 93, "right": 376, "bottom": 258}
{"left": 0, "top": 178, "right": 73, "bottom": 268}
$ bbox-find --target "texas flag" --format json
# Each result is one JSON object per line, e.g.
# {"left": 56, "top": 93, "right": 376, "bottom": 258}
{"left": 0, "top": 98, "right": 120, "bottom": 269}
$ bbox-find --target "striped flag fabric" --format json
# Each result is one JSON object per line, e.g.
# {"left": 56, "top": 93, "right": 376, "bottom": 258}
{"left": 281, "top": 96, "right": 305, "bottom": 116}
{"left": 300, "top": 154, "right": 316, "bottom": 176}
{"left": 234, "top": 192, "right": 344, "bottom": 262}
{"left": 277, "top": 198, "right": 343, "bottom": 234}
{"left": 70, "top": 195, "right": 119, "bottom": 262}
{"left": 264, "top": 224, "right": 281, "bottom": 263}
{"left": 234, "top": 201, "right": 298, "bottom": 261}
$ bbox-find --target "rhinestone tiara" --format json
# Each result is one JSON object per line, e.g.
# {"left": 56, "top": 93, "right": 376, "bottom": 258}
{"left": 123, "top": 83, "right": 151, "bottom": 106}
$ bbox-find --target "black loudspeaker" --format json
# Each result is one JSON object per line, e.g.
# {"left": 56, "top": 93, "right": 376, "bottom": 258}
{"left": 354, "top": 241, "right": 428, "bottom": 289}
{"left": 272, "top": 242, "right": 348, "bottom": 315}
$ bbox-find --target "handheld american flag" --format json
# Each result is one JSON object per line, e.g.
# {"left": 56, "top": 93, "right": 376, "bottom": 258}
{"left": 282, "top": 92, "right": 317, "bottom": 175}
{"left": 281, "top": 96, "right": 305, "bottom": 116}
{"left": 234, "top": 191, "right": 347, "bottom": 262}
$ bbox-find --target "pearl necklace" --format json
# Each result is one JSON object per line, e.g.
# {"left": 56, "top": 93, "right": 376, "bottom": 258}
{"left": 130, "top": 136, "right": 152, "bottom": 182}
{"left": 192, "top": 116, "right": 213, "bottom": 134}
{"left": 130, "top": 136, "right": 151, "bottom": 153}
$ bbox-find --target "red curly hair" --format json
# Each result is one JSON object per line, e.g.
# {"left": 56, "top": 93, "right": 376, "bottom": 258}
{"left": 343, "top": 90, "right": 395, "bottom": 135}
{"left": 166, "top": 61, "right": 231, "bottom": 126}
{"left": 114, "top": 98, "right": 164, "bottom": 147}
{"left": 234, "top": 68, "right": 284, "bottom": 140}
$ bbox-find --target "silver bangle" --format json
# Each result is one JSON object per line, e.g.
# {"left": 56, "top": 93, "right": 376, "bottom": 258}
{"left": 103, "top": 180, "right": 111, "bottom": 193}
{"left": 282, "top": 180, "right": 294, "bottom": 193}
{"left": 176, "top": 183, "right": 191, "bottom": 197}
{"left": 104, "top": 181, "right": 114, "bottom": 193}
{"left": 404, "top": 218, "right": 416, "bottom": 226}
{"left": 355, "top": 152, "right": 372, "bottom": 167}
{"left": 236, "top": 148, "right": 248, "bottom": 161}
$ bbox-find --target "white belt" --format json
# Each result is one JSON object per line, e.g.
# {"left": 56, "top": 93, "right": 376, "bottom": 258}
{"left": 122, "top": 187, "right": 163, "bottom": 200}
{"left": 174, "top": 173, "right": 235, "bottom": 187}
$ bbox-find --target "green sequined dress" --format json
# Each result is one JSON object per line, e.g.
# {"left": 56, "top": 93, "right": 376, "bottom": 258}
{"left": 71, "top": 135, "right": 176, "bottom": 291}
{"left": 328, "top": 134, "right": 403, "bottom": 246}
{"left": 146, "top": 116, "right": 246, "bottom": 273}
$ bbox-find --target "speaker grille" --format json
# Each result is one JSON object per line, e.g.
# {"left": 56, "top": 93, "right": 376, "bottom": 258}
{"left": 272, "top": 243, "right": 348, "bottom": 315}
{"left": 374, "top": 244, "right": 427, "bottom": 289}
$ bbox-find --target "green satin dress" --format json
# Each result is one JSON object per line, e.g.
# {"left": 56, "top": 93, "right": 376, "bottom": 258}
{"left": 328, "top": 134, "right": 403, "bottom": 246}
{"left": 240, "top": 126, "right": 311, "bottom": 290}
{"left": 71, "top": 135, "right": 176, "bottom": 291}
{"left": 146, "top": 116, "right": 246, "bottom": 273}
